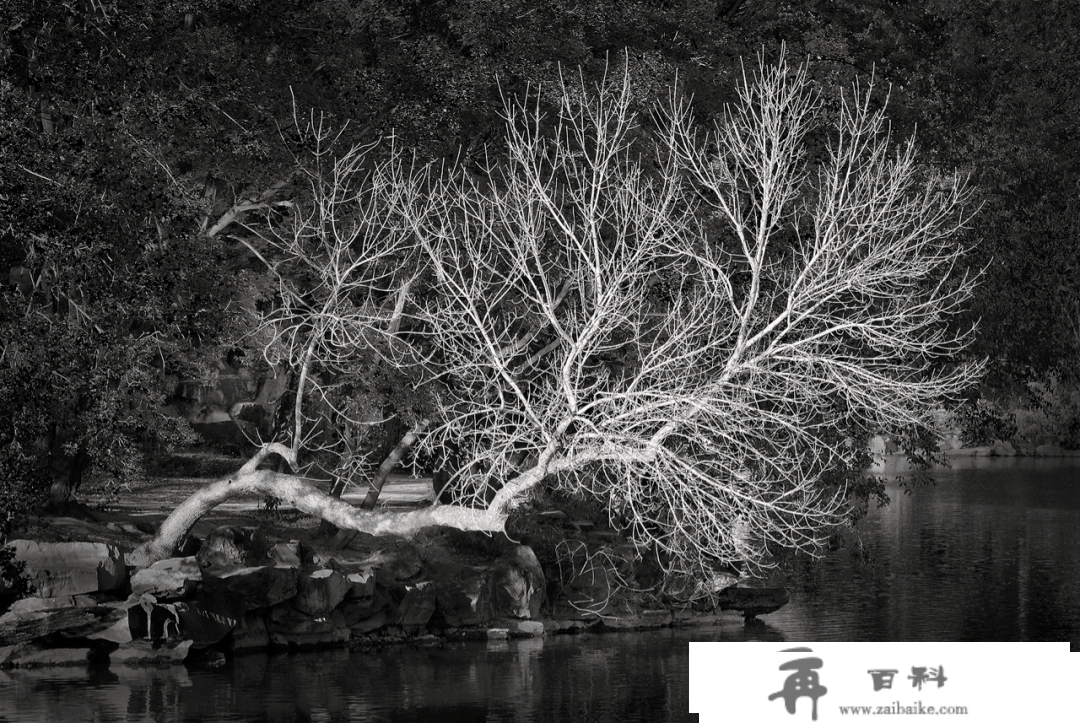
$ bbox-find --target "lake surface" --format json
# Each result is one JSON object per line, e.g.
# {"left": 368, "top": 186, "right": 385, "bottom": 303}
{"left": 3, "top": 458, "right": 1078, "bottom": 722}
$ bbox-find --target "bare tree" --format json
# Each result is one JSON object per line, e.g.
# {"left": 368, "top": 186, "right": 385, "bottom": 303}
{"left": 133, "top": 53, "right": 982, "bottom": 580}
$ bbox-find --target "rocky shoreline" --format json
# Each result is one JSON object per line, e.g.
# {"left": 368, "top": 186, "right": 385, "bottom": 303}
{"left": 1, "top": 526, "right": 789, "bottom": 669}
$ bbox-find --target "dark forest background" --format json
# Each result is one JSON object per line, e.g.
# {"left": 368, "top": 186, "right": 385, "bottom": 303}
{"left": 2, "top": 0, "right": 1078, "bottom": 534}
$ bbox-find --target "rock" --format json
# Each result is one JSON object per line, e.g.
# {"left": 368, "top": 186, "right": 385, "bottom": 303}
{"left": 683, "top": 612, "right": 725, "bottom": 627}
{"left": 660, "top": 575, "right": 698, "bottom": 606}
{"left": 197, "top": 527, "right": 271, "bottom": 571}
{"left": 394, "top": 582, "right": 436, "bottom": 631}
{"left": 130, "top": 556, "right": 201, "bottom": 599}
{"left": 489, "top": 564, "right": 530, "bottom": 619}
{"left": 202, "top": 565, "right": 299, "bottom": 609}
{"left": 717, "top": 587, "right": 790, "bottom": 617}
{"left": 1036, "top": 444, "right": 1065, "bottom": 457}
{"left": 5, "top": 646, "right": 94, "bottom": 667}
{"left": 506, "top": 620, "right": 545, "bottom": 638}
{"left": 543, "top": 619, "right": 590, "bottom": 634}
{"left": 671, "top": 608, "right": 695, "bottom": 624}
{"left": 365, "top": 546, "right": 423, "bottom": 584}
{"left": 486, "top": 628, "right": 509, "bottom": 640}
{"left": 5, "top": 595, "right": 100, "bottom": 616}
{"left": 87, "top": 602, "right": 141, "bottom": 645}
{"left": 488, "top": 545, "right": 545, "bottom": 619}
{"left": 292, "top": 568, "right": 350, "bottom": 617}
{"left": 433, "top": 574, "right": 489, "bottom": 627}
{"left": 124, "top": 595, "right": 243, "bottom": 646}
{"left": 267, "top": 540, "right": 311, "bottom": 568}
{"left": 0, "top": 642, "right": 29, "bottom": 665}
{"left": 338, "top": 584, "right": 390, "bottom": 628}
{"left": 1, "top": 604, "right": 103, "bottom": 646}
{"left": 111, "top": 640, "right": 192, "bottom": 666}
{"left": 49, "top": 601, "right": 133, "bottom": 642}
{"left": 266, "top": 606, "right": 349, "bottom": 648}
{"left": 231, "top": 611, "right": 269, "bottom": 652}
{"left": 231, "top": 402, "right": 271, "bottom": 438}
{"left": 348, "top": 609, "right": 388, "bottom": 634}
{"left": 868, "top": 434, "right": 888, "bottom": 456}
{"left": 172, "top": 598, "right": 244, "bottom": 646}
{"left": 7, "top": 540, "right": 127, "bottom": 598}
{"left": 344, "top": 570, "right": 376, "bottom": 599}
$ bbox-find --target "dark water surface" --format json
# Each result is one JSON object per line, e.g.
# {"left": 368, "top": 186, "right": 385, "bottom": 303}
{"left": 2, "top": 458, "right": 1078, "bottom": 722}
{"left": 771, "top": 456, "right": 1080, "bottom": 642}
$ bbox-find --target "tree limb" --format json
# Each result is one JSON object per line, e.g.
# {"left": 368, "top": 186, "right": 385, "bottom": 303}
{"left": 131, "top": 462, "right": 501, "bottom": 566}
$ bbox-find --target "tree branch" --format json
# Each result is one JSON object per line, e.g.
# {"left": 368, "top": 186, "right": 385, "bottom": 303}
{"left": 131, "top": 463, "right": 501, "bottom": 566}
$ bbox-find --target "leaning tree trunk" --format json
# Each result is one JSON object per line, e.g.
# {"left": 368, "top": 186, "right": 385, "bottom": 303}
{"left": 128, "top": 443, "right": 509, "bottom": 566}
{"left": 361, "top": 419, "right": 430, "bottom": 511}
{"left": 329, "top": 419, "right": 430, "bottom": 548}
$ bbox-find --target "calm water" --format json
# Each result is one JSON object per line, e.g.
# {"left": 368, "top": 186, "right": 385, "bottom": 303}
{"left": 2, "top": 458, "right": 1078, "bottom": 722}
{"left": 771, "top": 456, "right": 1080, "bottom": 642}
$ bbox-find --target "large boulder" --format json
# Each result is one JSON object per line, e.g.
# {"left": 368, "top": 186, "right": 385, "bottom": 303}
{"left": 338, "top": 582, "right": 391, "bottom": 632}
{"left": 130, "top": 556, "right": 202, "bottom": 599}
{"left": 506, "top": 620, "right": 546, "bottom": 638}
{"left": 488, "top": 546, "right": 545, "bottom": 620}
{"left": 0, "top": 597, "right": 133, "bottom": 647}
{"left": 349, "top": 609, "right": 388, "bottom": 634}
{"left": 365, "top": 546, "right": 424, "bottom": 584}
{"left": 125, "top": 595, "right": 244, "bottom": 646}
{"left": 393, "top": 582, "right": 436, "bottom": 632}
{"left": 175, "top": 359, "right": 281, "bottom": 443}
{"left": 433, "top": 573, "right": 489, "bottom": 627}
{"left": 202, "top": 565, "right": 299, "bottom": 609}
{"left": 197, "top": 529, "right": 303, "bottom": 610}
{"left": 230, "top": 611, "right": 270, "bottom": 652}
{"left": 267, "top": 540, "right": 313, "bottom": 568}
{"left": 175, "top": 598, "right": 244, "bottom": 646}
{"left": 0, "top": 598, "right": 105, "bottom": 646}
{"left": 292, "top": 568, "right": 350, "bottom": 617}
{"left": 344, "top": 570, "right": 376, "bottom": 599}
{"left": 197, "top": 527, "right": 272, "bottom": 571}
{"left": 8, "top": 540, "right": 127, "bottom": 598}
